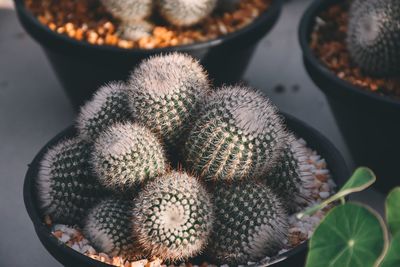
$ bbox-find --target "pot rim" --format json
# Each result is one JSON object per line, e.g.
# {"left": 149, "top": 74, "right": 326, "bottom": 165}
{"left": 14, "top": 0, "right": 282, "bottom": 55}
{"left": 24, "top": 113, "right": 349, "bottom": 267}
{"left": 298, "top": 0, "right": 400, "bottom": 109}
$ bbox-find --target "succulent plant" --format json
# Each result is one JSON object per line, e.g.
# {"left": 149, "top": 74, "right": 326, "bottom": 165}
{"left": 91, "top": 122, "right": 167, "bottom": 192}
{"left": 208, "top": 181, "right": 288, "bottom": 265}
{"left": 84, "top": 198, "right": 141, "bottom": 259}
{"left": 264, "top": 134, "right": 313, "bottom": 212}
{"left": 118, "top": 20, "right": 154, "bottom": 41}
{"left": 128, "top": 53, "right": 210, "bottom": 151}
{"left": 347, "top": 0, "right": 400, "bottom": 76}
{"left": 77, "top": 82, "right": 133, "bottom": 141}
{"left": 100, "top": 0, "right": 153, "bottom": 22}
{"left": 37, "top": 137, "right": 105, "bottom": 225}
{"left": 158, "top": 0, "right": 218, "bottom": 27}
{"left": 184, "top": 85, "right": 288, "bottom": 182}
{"left": 133, "top": 171, "right": 214, "bottom": 261}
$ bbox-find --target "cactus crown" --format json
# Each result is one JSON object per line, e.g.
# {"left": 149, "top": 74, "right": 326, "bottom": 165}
{"left": 347, "top": 0, "right": 400, "bottom": 76}
{"left": 77, "top": 82, "right": 132, "bottom": 141}
{"left": 265, "top": 134, "right": 313, "bottom": 212}
{"left": 128, "top": 53, "right": 210, "bottom": 150}
{"left": 133, "top": 171, "right": 214, "bottom": 261}
{"left": 158, "top": 0, "right": 218, "bottom": 27}
{"left": 37, "top": 137, "right": 104, "bottom": 225}
{"left": 84, "top": 198, "right": 141, "bottom": 259}
{"left": 91, "top": 122, "right": 167, "bottom": 192}
{"left": 100, "top": 0, "right": 153, "bottom": 22}
{"left": 184, "top": 85, "right": 288, "bottom": 182}
{"left": 209, "top": 181, "right": 288, "bottom": 265}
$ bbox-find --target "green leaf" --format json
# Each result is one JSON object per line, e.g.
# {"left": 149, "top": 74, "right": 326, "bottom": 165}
{"left": 385, "top": 187, "right": 400, "bottom": 236}
{"left": 297, "top": 167, "right": 376, "bottom": 219}
{"left": 380, "top": 233, "right": 400, "bottom": 267}
{"left": 306, "top": 203, "right": 388, "bottom": 267}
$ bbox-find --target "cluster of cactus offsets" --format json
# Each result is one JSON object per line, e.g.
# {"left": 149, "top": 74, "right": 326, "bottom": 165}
{"left": 128, "top": 53, "right": 210, "bottom": 150}
{"left": 84, "top": 198, "right": 141, "bottom": 259}
{"left": 133, "top": 171, "right": 214, "bottom": 261}
{"left": 184, "top": 85, "right": 287, "bottom": 182}
{"left": 347, "top": 0, "right": 400, "bottom": 76}
{"left": 77, "top": 82, "right": 132, "bottom": 141}
{"left": 208, "top": 181, "right": 288, "bottom": 265}
{"left": 118, "top": 21, "right": 154, "bottom": 41}
{"left": 158, "top": 0, "right": 218, "bottom": 27}
{"left": 264, "top": 134, "right": 313, "bottom": 212}
{"left": 37, "top": 137, "right": 105, "bottom": 225}
{"left": 100, "top": 0, "right": 153, "bottom": 22}
{"left": 91, "top": 123, "right": 167, "bottom": 192}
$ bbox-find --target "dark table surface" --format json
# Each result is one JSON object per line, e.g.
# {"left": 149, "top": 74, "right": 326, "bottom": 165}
{"left": 0, "top": 1, "right": 385, "bottom": 266}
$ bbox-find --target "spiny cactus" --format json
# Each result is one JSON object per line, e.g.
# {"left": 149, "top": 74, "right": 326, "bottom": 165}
{"left": 133, "top": 171, "right": 214, "bottom": 261}
{"left": 84, "top": 198, "right": 142, "bottom": 259}
{"left": 100, "top": 0, "right": 153, "bottom": 22}
{"left": 158, "top": 0, "right": 218, "bottom": 27}
{"left": 37, "top": 137, "right": 105, "bottom": 225}
{"left": 77, "top": 82, "right": 133, "bottom": 141}
{"left": 208, "top": 181, "right": 288, "bottom": 265}
{"left": 91, "top": 122, "right": 167, "bottom": 192}
{"left": 347, "top": 0, "right": 400, "bottom": 76}
{"left": 184, "top": 85, "right": 288, "bottom": 182}
{"left": 264, "top": 134, "right": 313, "bottom": 212}
{"left": 128, "top": 53, "right": 210, "bottom": 151}
{"left": 119, "top": 20, "right": 154, "bottom": 41}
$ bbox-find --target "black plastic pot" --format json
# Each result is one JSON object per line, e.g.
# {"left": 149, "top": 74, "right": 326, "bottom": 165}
{"left": 14, "top": 0, "right": 282, "bottom": 110}
{"left": 24, "top": 114, "right": 349, "bottom": 267}
{"left": 299, "top": 0, "right": 400, "bottom": 193}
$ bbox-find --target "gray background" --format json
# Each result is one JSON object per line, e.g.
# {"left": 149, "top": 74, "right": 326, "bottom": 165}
{"left": 0, "top": 0, "right": 384, "bottom": 266}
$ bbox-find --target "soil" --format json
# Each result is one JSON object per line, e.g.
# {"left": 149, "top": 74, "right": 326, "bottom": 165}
{"left": 24, "top": 0, "right": 271, "bottom": 49}
{"left": 310, "top": 2, "right": 400, "bottom": 99}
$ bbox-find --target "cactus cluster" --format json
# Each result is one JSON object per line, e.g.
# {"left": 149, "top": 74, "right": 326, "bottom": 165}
{"left": 184, "top": 85, "right": 287, "bottom": 182}
{"left": 208, "top": 181, "right": 288, "bottom": 265}
{"left": 36, "top": 53, "right": 322, "bottom": 265}
{"left": 347, "top": 0, "right": 400, "bottom": 76}
{"left": 133, "top": 172, "right": 214, "bottom": 261}
{"left": 37, "top": 137, "right": 105, "bottom": 225}
{"left": 100, "top": 0, "right": 153, "bottom": 22}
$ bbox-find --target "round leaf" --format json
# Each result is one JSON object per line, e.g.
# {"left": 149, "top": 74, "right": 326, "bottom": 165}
{"left": 386, "top": 187, "right": 400, "bottom": 236}
{"left": 381, "top": 233, "right": 400, "bottom": 267}
{"left": 306, "top": 203, "right": 388, "bottom": 267}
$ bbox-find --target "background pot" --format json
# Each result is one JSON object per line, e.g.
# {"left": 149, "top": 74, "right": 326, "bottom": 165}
{"left": 24, "top": 114, "right": 349, "bottom": 267}
{"left": 14, "top": 0, "right": 282, "bottom": 110}
{"left": 299, "top": 0, "right": 400, "bottom": 193}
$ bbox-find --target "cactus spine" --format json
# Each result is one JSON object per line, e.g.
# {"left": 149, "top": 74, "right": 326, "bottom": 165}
{"left": 133, "top": 171, "right": 214, "bottom": 261}
{"left": 118, "top": 20, "right": 154, "bottom": 41}
{"left": 84, "top": 198, "right": 141, "bottom": 259}
{"left": 128, "top": 53, "right": 210, "bottom": 151}
{"left": 37, "top": 137, "right": 104, "bottom": 225}
{"left": 347, "top": 0, "right": 400, "bottom": 76}
{"left": 100, "top": 0, "right": 153, "bottom": 22}
{"left": 208, "top": 181, "right": 289, "bottom": 265}
{"left": 91, "top": 122, "right": 167, "bottom": 192}
{"left": 77, "top": 82, "right": 133, "bottom": 141}
{"left": 157, "top": 0, "right": 218, "bottom": 27}
{"left": 184, "top": 85, "right": 288, "bottom": 182}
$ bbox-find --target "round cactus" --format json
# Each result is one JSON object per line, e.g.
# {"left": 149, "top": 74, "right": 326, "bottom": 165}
{"left": 133, "top": 171, "right": 214, "bottom": 261}
{"left": 127, "top": 53, "right": 210, "bottom": 151}
{"left": 84, "top": 198, "right": 142, "bottom": 259}
{"left": 77, "top": 82, "right": 133, "bottom": 141}
{"left": 157, "top": 0, "right": 217, "bottom": 27}
{"left": 118, "top": 20, "right": 154, "bottom": 41}
{"left": 184, "top": 85, "right": 288, "bottom": 182}
{"left": 347, "top": 0, "right": 400, "bottom": 76}
{"left": 37, "top": 137, "right": 105, "bottom": 225}
{"left": 264, "top": 134, "right": 313, "bottom": 212}
{"left": 100, "top": 0, "right": 153, "bottom": 22}
{"left": 91, "top": 122, "right": 167, "bottom": 192}
{"left": 208, "top": 181, "right": 288, "bottom": 265}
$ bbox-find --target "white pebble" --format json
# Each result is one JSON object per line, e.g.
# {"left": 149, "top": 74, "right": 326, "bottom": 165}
{"left": 319, "top": 192, "right": 330, "bottom": 199}
{"left": 60, "top": 234, "right": 71, "bottom": 243}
